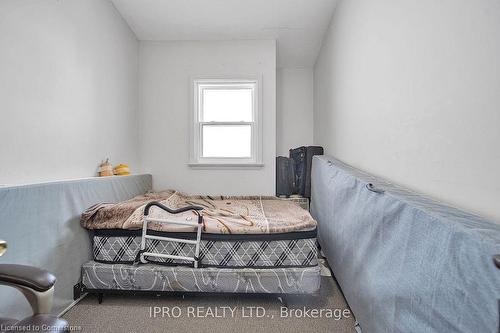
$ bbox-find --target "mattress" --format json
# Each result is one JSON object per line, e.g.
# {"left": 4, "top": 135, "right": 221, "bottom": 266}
{"left": 91, "top": 229, "right": 318, "bottom": 268}
{"left": 81, "top": 191, "right": 317, "bottom": 234}
{"left": 81, "top": 261, "right": 321, "bottom": 294}
{"left": 311, "top": 155, "right": 500, "bottom": 332}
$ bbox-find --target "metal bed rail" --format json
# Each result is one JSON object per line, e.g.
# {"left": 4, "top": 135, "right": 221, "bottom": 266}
{"left": 139, "top": 201, "right": 204, "bottom": 268}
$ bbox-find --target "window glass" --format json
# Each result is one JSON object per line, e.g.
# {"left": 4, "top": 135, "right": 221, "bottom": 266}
{"left": 202, "top": 88, "right": 253, "bottom": 122}
{"left": 202, "top": 125, "right": 252, "bottom": 158}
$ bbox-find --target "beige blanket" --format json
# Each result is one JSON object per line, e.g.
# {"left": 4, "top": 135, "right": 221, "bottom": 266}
{"left": 81, "top": 191, "right": 316, "bottom": 234}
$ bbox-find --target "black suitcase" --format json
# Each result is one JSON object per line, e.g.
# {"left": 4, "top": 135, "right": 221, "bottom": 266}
{"left": 276, "top": 156, "right": 296, "bottom": 197}
{"left": 303, "top": 146, "right": 324, "bottom": 198}
{"left": 289, "top": 146, "right": 324, "bottom": 198}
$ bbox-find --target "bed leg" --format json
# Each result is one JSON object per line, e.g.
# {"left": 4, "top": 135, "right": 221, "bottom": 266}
{"left": 277, "top": 296, "right": 288, "bottom": 308}
{"left": 97, "top": 293, "right": 103, "bottom": 304}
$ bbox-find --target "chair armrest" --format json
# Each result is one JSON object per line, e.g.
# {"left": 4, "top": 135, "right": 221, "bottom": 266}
{"left": 0, "top": 264, "right": 56, "bottom": 292}
{"left": 0, "top": 264, "right": 56, "bottom": 314}
{"left": 493, "top": 255, "right": 500, "bottom": 269}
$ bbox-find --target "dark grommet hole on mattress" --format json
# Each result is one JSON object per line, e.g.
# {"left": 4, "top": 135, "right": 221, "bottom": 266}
{"left": 366, "top": 183, "right": 385, "bottom": 194}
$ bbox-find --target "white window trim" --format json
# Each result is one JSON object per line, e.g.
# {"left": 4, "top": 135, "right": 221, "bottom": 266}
{"left": 189, "top": 77, "right": 263, "bottom": 168}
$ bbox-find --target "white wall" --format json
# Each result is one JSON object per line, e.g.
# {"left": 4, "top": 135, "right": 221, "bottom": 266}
{"left": 139, "top": 40, "right": 276, "bottom": 195}
{"left": 276, "top": 68, "right": 314, "bottom": 156}
{"left": 314, "top": 0, "right": 500, "bottom": 222}
{"left": 0, "top": 0, "right": 139, "bottom": 185}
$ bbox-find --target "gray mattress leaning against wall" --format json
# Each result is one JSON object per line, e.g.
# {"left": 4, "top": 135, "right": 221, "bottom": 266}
{"left": 0, "top": 175, "right": 152, "bottom": 319}
{"left": 310, "top": 155, "right": 500, "bottom": 333}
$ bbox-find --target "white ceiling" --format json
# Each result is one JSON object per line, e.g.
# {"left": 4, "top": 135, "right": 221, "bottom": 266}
{"left": 110, "top": 0, "right": 337, "bottom": 68}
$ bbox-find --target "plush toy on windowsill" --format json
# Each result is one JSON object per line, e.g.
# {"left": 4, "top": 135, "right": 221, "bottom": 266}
{"left": 98, "top": 158, "right": 113, "bottom": 177}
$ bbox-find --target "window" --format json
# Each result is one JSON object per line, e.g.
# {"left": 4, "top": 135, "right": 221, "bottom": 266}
{"left": 190, "top": 79, "right": 262, "bottom": 167}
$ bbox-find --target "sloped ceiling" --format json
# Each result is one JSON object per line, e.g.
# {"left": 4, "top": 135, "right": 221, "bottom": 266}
{"left": 111, "top": 0, "right": 338, "bottom": 68}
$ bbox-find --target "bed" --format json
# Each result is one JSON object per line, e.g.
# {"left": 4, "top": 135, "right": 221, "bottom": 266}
{"left": 78, "top": 191, "right": 321, "bottom": 298}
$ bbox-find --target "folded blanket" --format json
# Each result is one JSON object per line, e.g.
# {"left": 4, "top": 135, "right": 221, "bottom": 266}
{"left": 81, "top": 191, "right": 316, "bottom": 234}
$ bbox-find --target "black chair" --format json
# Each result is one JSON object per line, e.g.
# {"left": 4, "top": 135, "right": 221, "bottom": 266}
{"left": 0, "top": 240, "right": 69, "bottom": 333}
{"left": 493, "top": 255, "right": 500, "bottom": 269}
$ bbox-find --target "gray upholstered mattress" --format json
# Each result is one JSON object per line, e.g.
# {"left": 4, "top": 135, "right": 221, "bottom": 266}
{"left": 82, "top": 261, "right": 321, "bottom": 294}
{"left": 311, "top": 155, "right": 500, "bottom": 332}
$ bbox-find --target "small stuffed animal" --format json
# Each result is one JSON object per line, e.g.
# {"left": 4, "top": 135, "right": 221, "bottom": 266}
{"left": 98, "top": 158, "right": 113, "bottom": 177}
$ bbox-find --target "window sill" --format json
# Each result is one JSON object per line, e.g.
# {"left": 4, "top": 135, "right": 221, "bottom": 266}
{"left": 188, "top": 163, "right": 264, "bottom": 170}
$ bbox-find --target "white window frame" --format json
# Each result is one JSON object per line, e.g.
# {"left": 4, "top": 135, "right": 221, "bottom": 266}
{"left": 189, "top": 78, "right": 263, "bottom": 168}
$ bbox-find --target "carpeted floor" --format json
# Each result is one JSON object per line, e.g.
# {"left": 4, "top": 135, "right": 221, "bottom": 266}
{"left": 63, "top": 262, "right": 355, "bottom": 333}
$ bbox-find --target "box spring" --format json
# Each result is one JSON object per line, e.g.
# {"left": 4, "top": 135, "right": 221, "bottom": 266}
{"left": 81, "top": 261, "right": 321, "bottom": 294}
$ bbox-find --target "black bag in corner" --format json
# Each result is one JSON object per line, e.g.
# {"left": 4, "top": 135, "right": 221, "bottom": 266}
{"left": 276, "top": 156, "right": 296, "bottom": 197}
{"left": 289, "top": 147, "right": 307, "bottom": 196}
{"left": 289, "top": 146, "right": 324, "bottom": 198}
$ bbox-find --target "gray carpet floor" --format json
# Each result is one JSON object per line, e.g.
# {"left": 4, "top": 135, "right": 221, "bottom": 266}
{"left": 63, "top": 264, "right": 355, "bottom": 333}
